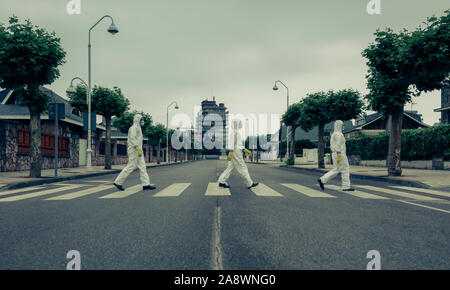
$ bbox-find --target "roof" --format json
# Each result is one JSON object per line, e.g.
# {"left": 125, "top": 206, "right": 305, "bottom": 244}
{"left": 344, "top": 111, "right": 429, "bottom": 133}
{"left": 0, "top": 87, "right": 105, "bottom": 130}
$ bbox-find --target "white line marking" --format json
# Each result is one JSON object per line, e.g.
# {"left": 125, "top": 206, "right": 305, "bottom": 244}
{"left": 0, "top": 185, "right": 82, "bottom": 202}
{"left": 397, "top": 200, "right": 450, "bottom": 214}
{"left": 153, "top": 183, "right": 191, "bottom": 197}
{"left": 0, "top": 186, "right": 47, "bottom": 197}
{"left": 326, "top": 185, "right": 389, "bottom": 199}
{"left": 99, "top": 184, "right": 143, "bottom": 199}
{"left": 205, "top": 183, "right": 231, "bottom": 196}
{"left": 211, "top": 206, "right": 223, "bottom": 270}
{"left": 356, "top": 185, "right": 445, "bottom": 201}
{"left": 281, "top": 184, "right": 336, "bottom": 198}
{"left": 391, "top": 186, "right": 450, "bottom": 198}
{"left": 45, "top": 185, "right": 114, "bottom": 200}
{"left": 250, "top": 183, "right": 283, "bottom": 197}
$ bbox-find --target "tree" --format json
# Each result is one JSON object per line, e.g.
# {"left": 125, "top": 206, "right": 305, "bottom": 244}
{"left": 282, "top": 103, "right": 303, "bottom": 164}
{"left": 113, "top": 110, "right": 153, "bottom": 136}
{"left": 147, "top": 123, "right": 166, "bottom": 163}
{"left": 298, "top": 89, "right": 363, "bottom": 168}
{"left": 69, "top": 85, "right": 129, "bottom": 169}
{"left": 0, "top": 16, "right": 66, "bottom": 177}
{"left": 362, "top": 10, "right": 450, "bottom": 176}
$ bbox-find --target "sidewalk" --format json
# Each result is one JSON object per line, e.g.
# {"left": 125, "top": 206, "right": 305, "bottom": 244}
{"left": 249, "top": 160, "right": 450, "bottom": 190}
{"left": 0, "top": 161, "right": 191, "bottom": 191}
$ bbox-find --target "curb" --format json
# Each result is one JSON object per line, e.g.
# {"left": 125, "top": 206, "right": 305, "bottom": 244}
{"left": 0, "top": 161, "right": 196, "bottom": 191}
{"left": 278, "top": 165, "right": 430, "bottom": 189}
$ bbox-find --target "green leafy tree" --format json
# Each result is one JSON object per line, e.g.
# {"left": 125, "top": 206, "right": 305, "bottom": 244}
{"left": 0, "top": 16, "right": 66, "bottom": 177}
{"left": 362, "top": 10, "right": 450, "bottom": 176}
{"left": 113, "top": 110, "right": 153, "bottom": 136}
{"left": 69, "top": 85, "right": 129, "bottom": 169}
{"left": 147, "top": 123, "right": 166, "bottom": 163}
{"left": 298, "top": 89, "right": 363, "bottom": 168}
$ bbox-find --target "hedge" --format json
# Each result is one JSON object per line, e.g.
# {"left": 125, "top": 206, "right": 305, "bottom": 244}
{"left": 346, "top": 124, "right": 450, "bottom": 161}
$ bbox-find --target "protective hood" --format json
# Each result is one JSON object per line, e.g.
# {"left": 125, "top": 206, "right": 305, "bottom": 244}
{"left": 334, "top": 120, "right": 344, "bottom": 133}
{"left": 133, "top": 114, "right": 142, "bottom": 126}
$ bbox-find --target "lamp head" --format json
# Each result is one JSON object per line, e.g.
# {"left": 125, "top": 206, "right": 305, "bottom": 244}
{"left": 66, "top": 85, "right": 76, "bottom": 96}
{"left": 272, "top": 84, "right": 279, "bottom": 91}
{"left": 107, "top": 23, "right": 119, "bottom": 35}
{"left": 175, "top": 105, "right": 179, "bottom": 110}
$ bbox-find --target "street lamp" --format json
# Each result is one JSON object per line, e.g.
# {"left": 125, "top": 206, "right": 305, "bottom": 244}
{"left": 66, "top": 77, "right": 88, "bottom": 168}
{"left": 167, "top": 101, "right": 179, "bottom": 163}
{"left": 87, "top": 15, "right": 119, "bottom": 171}
{"left": 273, "top": 80, "right": 290, "bottom": 161}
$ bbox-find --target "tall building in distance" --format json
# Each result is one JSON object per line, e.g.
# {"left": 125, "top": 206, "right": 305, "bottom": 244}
{"left": 196, "top": 97, "right": 228, "bottom": 154}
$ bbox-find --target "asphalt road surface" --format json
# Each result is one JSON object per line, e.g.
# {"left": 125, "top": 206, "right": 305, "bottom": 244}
{"left": 0, "top": 160, "right": 449, "bottom": 269}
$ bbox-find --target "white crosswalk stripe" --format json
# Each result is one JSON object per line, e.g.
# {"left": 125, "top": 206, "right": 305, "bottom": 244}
{"left": 325, "top": 185, "right": 389, "bottom": 199}
{"left": 281, "top": 184, "right": 336, "bottom": 198}
{"left": 205, "top": 182, "right": 231, "bottom": 196}
{"left": 355, "top": 185, "right": 446, "bottom": 201}
{"left": 0, "top": 186, "right": 47, "bottom": 197}
{"left": 0, "top": 185, "right": 83, "bottom": 202}
{"left": 250, "top": 183, "right": 283, "bottom": 197}
{"left": 0, "top": 182, "right": 78, "bottom": 197}
{"left": 45, "top": 185, "right": 114, "bottom": 200}
{"left": 153, "top": 183, "right": 191, "bottom": 197}
{"left": 99, "top": 184, "right": 143, "bottom": 199}
{"left": 390, "top": 186, "right": 450, "bottom": 198}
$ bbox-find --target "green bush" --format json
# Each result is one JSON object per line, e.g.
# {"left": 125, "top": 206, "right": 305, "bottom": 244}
{"left": 346, "top": 124, "right": 450, "bottom": 160}
{"left": 285, "top": 157, "right": 295, "bottom": 165}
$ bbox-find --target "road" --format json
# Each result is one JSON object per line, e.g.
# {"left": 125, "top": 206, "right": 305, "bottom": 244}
{"left": 0, "top": 160, "right": 449, "bottom": 269}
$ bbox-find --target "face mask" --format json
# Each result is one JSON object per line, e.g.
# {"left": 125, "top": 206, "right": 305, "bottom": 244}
{"left": 140, "top": 120, "right": 144, "bottom": 126}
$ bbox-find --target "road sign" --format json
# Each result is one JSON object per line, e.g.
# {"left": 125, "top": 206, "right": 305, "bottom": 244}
{"left": 48, "top": 103, "right": 65, "bottom": 120}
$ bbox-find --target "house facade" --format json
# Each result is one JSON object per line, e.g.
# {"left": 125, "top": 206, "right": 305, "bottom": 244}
{"left": 0, "top": 87, "right": 136, "bottom": 172}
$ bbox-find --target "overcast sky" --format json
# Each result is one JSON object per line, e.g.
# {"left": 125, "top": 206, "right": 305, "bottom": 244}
{"left": 1, "top": 0, "right": 449, "bottom": 130}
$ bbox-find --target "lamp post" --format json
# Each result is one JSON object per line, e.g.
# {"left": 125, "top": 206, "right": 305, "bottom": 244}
{"left": 87, "top": 15, "right": 119, "bottom": 171}
{"left": 273, "top": 80, "right": 290, "bottom": 162}
{"left": 66, "top": 77, "right": 89, "bottom": 167}
{"left": 166, "top": 101, "right": 179, "bottom": 163}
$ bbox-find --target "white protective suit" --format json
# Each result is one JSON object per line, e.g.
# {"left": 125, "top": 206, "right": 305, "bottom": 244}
{"left": 319, "top": 120, "right": 351, "bottom": 189}
{"left": 218, "top": 119, "right": 254, "bottom": 187}
{"left": 114, "top": 114, "right": 151, "bottom": 186}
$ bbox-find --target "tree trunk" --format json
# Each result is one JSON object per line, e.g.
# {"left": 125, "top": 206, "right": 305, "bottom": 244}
{"left": 318, "top": 122, "right": 325, "bottom": 169}
{"left": 387, "top": 108, "right": 403, "bottom": 176}
{"left": 157, "top": 140, "right": 161, "bottom": 164}
{"left": 290, "top": 126, "right": 296, "bottom": 162}
{"left": 105, "top": 116, "right": 112, "bottom": 169}
{"left": 29, "top": 107, "right": 42, "bottom": 177}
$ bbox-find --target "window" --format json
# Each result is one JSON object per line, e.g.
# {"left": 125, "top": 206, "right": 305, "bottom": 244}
{"left": 18, "top": 128, "right": 69, "bottom": 156}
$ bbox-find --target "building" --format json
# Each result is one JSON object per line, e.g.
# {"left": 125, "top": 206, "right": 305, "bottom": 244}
{"left": 343, "top": 111, "right": 429, "bottom": 138}
{"left": 434, "top": 87, "right": 450, "bottom": 124}
{"left": 196, "top": 97, "right": 228, "bottom": 153}
{"left": 0, "top": 87, "right": 137, "bottom": 172}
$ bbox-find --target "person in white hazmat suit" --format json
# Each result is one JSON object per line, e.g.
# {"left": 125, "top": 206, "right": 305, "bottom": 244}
{"left": 318, "top": 120, "right": 354, "bottom": 191}
{"left": 114, "top": 114, "right": 155, "bottom": 191}
{"left": 218, "top": 119, "right": 258, "bottom": 189}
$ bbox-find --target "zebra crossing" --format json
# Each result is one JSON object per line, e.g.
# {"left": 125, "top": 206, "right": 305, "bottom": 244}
{"left": 0, "top": 181, "right": 449, "bottom": 213}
